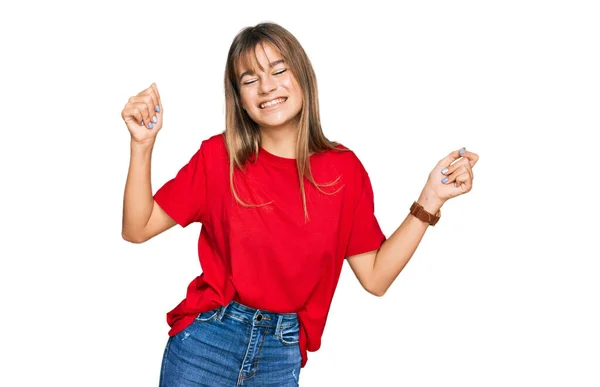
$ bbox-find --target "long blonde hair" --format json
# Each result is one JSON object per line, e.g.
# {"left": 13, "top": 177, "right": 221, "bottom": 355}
{"left": 223, "top": 22, "right": 349, "bottom": 222}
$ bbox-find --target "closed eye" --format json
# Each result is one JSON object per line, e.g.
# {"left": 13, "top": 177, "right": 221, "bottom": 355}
{"left": 243, "top": 69, "right": 287, "bottom": 85}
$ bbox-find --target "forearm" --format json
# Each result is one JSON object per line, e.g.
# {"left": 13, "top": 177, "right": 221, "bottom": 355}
{"left": 122, "top": 139, "right": 156, "bottom": 241}
{"left": 370, "top": 191, "right": 444, "bottom": 296}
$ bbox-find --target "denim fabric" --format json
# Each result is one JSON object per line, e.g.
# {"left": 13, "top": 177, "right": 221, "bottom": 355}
{"left": 159, "top": 300, "right": 302, "bottom": 386}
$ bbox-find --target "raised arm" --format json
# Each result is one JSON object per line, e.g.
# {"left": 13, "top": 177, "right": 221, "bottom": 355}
{"left": 120, "top": 83, "right": 176, "bottom": 243}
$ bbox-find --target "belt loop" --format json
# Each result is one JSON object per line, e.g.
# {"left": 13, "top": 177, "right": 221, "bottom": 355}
{"left": 218, "top": 301, "right": 230, "bottom": 321}
{"left": 275, "top": 315, "right": 283, "bottom": 335}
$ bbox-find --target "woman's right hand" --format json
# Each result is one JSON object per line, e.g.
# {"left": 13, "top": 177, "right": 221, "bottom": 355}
{"left": 121, "top": 83, "right": 163, "bottom": 144}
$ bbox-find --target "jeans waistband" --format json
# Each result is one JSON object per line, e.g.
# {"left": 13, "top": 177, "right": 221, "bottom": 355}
{"left": 218, "top": 300, "right": 298, "bottom": 330}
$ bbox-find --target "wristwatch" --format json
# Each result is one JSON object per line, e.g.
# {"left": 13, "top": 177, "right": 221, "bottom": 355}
{"left": 409, "top": 201, "right": 441, "bottom": 226}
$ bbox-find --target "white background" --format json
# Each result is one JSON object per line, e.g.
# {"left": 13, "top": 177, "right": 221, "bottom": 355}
{"left": 1, "top": 0, "right": 599, "bottom": 386}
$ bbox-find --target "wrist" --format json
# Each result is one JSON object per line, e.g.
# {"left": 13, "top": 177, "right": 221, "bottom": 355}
{"left": 130, "top": 138, "right": 155, "bottom": 152}
{"left": 416, "top": 190, "right": 444, "bottom": 215}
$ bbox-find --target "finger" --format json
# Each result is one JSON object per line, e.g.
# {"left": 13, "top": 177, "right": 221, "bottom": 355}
{"left": 442, "top": 157, "right": 470, "bottom": 177}
{"left": 134, "top": 92, "right": 157, "bottom": 127}
{"left": 453, "top": 171, "right": 472, "bottom": 192}
{"left": 442, "top": 163, "right": 470, "bottom": 180}
{"left": 150, "top": 83, "right": 162, "bottom": 114}
{"left": 453, "top": 171, "right": 474, "bottom": 187}
{"left": 144, "top": 93, "right": 158, "bottom": 126}
{"left": 442, "top": 165, "right": 470, "bottom": 185}
{"left": 122, "top": 105, "right": 145, "bottom": 126}
{"left": 141, "top": 87, "right": 159, "bottom": 123}
{"left": 122, "top": 100, "right": 145, "bottom": 126}
{"left": 457, "top": 148, "right": 479, "bottom": 168}
{"left": 437, "top": 149, "right": 463, "bottom": 169}
{"left": 452, "top": 161, "right": 474, "bottom": 181}
{"left": 130, "top": 102, "right": 151, "bottom": 127}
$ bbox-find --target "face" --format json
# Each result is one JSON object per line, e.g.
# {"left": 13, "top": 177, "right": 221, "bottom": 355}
{"left": 237, "top": 43, "right": 303, "bottom": 133}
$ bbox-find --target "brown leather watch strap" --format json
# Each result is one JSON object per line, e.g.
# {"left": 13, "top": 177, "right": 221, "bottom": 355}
{"left": 409, "top": 201, "right": 441, "bottom": 226}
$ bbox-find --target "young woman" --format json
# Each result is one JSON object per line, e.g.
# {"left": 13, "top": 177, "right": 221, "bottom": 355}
{"left": 121, "top": 22, "right": 478, "bottom": 387}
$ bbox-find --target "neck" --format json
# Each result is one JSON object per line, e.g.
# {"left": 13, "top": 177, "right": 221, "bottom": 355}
{"left": 260, "top": 125, "right": 298, "bottom": 159}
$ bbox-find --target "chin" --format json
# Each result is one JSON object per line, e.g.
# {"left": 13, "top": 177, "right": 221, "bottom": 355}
{"left": 255, "top": 114, "right": 298, "bottom": 128}
{"left": 260, "top": 120, "right": 294, "bottom": 129}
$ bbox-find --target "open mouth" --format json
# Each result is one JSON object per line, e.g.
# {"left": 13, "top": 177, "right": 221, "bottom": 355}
{"left": 259, "top": 97, "right": 288, "bottom": 109}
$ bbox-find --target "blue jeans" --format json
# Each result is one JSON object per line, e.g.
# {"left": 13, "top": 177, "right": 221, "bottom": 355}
{"left": 159, "top": 300, "right": 302, "bottom": 386}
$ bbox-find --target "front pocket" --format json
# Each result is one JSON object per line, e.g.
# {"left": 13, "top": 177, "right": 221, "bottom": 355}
{"left": 277, "top": 322, "right": 300, "bottom": 345}
{"left": 195, "top": 307, "right": 220, "bottom": 322}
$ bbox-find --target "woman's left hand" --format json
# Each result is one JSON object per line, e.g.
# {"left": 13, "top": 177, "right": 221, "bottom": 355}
{"left": 423, "top": 147, "right": 479, "bottom": 204}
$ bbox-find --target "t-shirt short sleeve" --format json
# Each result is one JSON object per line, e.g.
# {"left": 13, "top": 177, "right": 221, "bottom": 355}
{"left": 345, "top": 158, "right": 386, "bottom": 258}
{"left": 153, "top": 141, "right": 209, "bottom": 228}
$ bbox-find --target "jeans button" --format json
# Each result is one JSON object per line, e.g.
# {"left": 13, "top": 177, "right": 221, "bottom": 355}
{"left": 256, "top": 314, "right": 263, "bottom": 321}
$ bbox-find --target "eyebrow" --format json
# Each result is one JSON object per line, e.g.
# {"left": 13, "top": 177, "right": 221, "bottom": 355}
{"left": 239, "top": 59, "right": 286, "bottom": 81}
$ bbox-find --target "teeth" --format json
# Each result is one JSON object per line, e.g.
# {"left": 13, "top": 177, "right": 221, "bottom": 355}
{"left": 260, "top": 97, "right": 286, "bottom": 109}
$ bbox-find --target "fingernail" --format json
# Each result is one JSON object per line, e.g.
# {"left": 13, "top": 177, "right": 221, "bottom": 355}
{"left": 454, "top": 182, "right": 457, "bottom": 187}
{"left": 141, "top": 120, "right": 145, "bottom": 126}
{"left": 441, "top": 168, "right": 448, "bottom": 174}
{"left": 460, "top": 148, "right": 466, "bottom": 155}
{"left": 148, "top": 122, "right": 154, "bottom": 129}
{"left": 152, "top": 115, "right": 158, "bottom": 123}
{"left": 442, "top": 177, "right": 449, "bottom": 183}
{"left": 155, "top": 105, "right": 160, "bottom": 113}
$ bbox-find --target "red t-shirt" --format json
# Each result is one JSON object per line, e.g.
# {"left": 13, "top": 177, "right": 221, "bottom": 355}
{"left": 153, "top": 133, "right": 386, "bottom": 368}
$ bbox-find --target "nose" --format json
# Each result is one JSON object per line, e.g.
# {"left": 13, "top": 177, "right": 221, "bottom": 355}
{"left": 259, "top": 75, "right": 277, "bottom": 95}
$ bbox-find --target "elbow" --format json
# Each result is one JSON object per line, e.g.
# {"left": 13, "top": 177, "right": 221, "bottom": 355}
{"left": 366, "top": 284, "right": 386, "bottom": 297}
{"left": 366, "top": 274, "right": 386, "bottom": 297}
{"left": 121, "top": 230, "right": 147, "bottom": 244}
